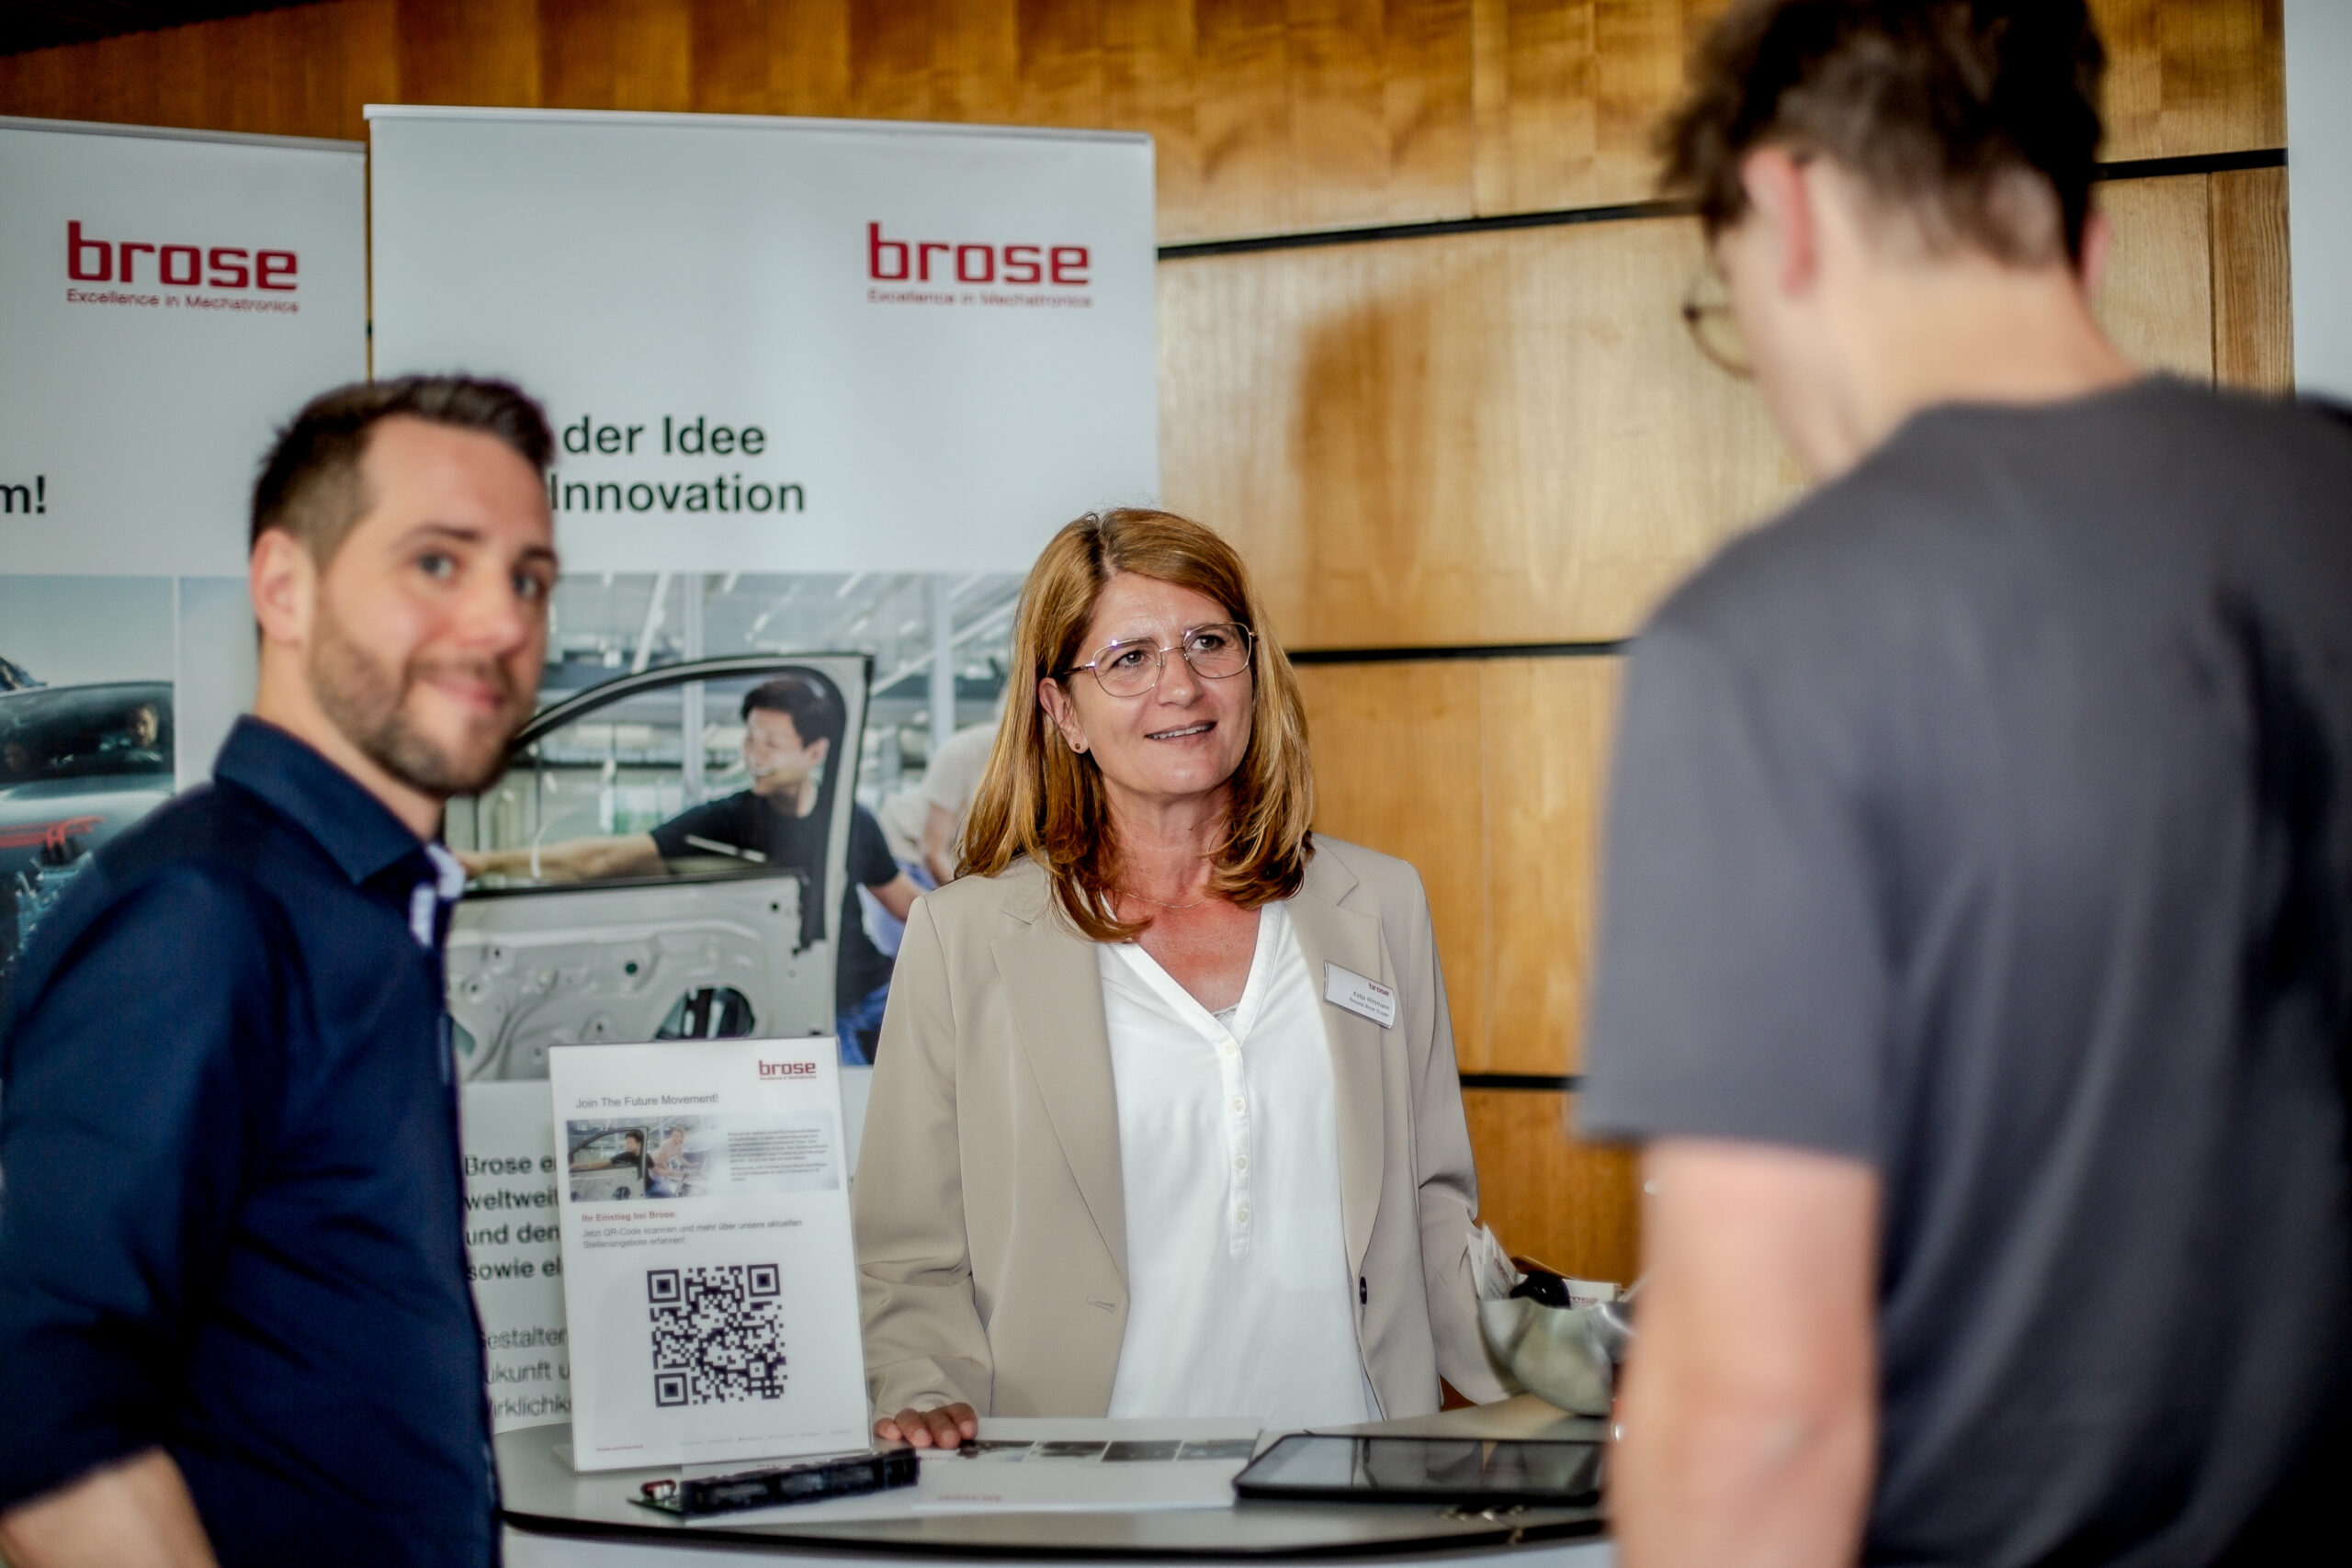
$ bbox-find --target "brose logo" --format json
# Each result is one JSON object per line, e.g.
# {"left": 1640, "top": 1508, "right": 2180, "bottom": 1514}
{"left": 867, "top": 222, "right": 1088, "bottom": 288}
{"left": 66, "top": 220, "right": 297, "bottom": 291}
{"left": 757, "top": 1060, "right": 817, "bottom": 1079}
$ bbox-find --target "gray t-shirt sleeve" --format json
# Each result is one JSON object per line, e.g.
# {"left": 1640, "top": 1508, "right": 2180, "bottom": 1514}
{"left": 1577, "top": 611, "right": 1888, "bottom": 1166}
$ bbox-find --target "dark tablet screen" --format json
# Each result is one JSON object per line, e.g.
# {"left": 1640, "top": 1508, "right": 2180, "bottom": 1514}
{"left": 1233, "top": 1435, "right": 1603, "bottom": 1505}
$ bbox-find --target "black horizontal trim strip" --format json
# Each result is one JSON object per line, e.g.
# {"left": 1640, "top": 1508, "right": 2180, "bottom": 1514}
{"left": 2092, "top": 147, "right": 2286, "bottom": 181}
{"left": 1157, "top": 148, "right": 2284, "bottom": 261}
{"left": 1288, "top": 640, "right": 1625, "bottom": 665}
{"left": 1461, "top": 1073, "right": 1584, "bottom": 1093}
{"left": 1159, "top": 198, "right": 1690, "bottom": 259}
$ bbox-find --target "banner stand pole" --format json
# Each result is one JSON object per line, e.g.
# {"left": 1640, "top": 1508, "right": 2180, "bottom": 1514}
{"left": 928, "top": 576, "right": 956, "bottom": 761}
{"left": 681, "top": 574, "right": 707, "bottom": 808}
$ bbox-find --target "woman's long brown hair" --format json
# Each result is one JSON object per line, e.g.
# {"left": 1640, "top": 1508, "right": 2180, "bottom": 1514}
{"left": 957, "top": 508, "right": 1316, "bottom": 942}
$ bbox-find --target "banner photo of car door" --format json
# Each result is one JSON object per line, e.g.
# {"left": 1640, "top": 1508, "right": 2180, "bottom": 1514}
{"left": 365, "top": 104, "right": 1158, "bottom": 575}
{"left": 0, "top": 117, "right": 367, "bottom": 1019}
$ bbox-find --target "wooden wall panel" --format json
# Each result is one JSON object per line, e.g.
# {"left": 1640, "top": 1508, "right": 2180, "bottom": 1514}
{"left": 539, "top": 0, "right": 695, "bottom": 112}
{"left": 1481, "top": 659, "right": 1616, "bottom": 1075}
{"left": 1468, "top": 0, "right": 1724, "bottom": 218}
{"left": 0, "top": 1, "right": 397, "bottom": 141}
{"left": 1189, "top": 2, "right": 1289, "bottom": 239}
{"left": 1464, "top": 1090, "right": 1640, "bottom": 1283}
{"left": 2211, "top": 165, "right": 2293, "bottom": 392}
{"left": 2096, "top": 0, "right": 2285, "bottom": 164}
{"left": 2095, "top": 174, "right": 2216, "bottom": 382}
{"left": 1295, "top": 661, "right": 1493, "bottom": 1068}
{"left": 1161, "top": 217, "right": 1803, "bottom": 649}
{"left": 0, "top": 0, "right": 2288, "bottom": 243}
{"left": 398, "top": 0, "right": 544, "bottom": 112}
{"left": 1101, "top": 0, "right": 1202, "bottom": 230}
{"left": 1284, "top": 0, "right": 1471, "bottom": 234}
{"left": 745, "top": 0, "right": 854, "bottom": 117}
{"left": 1295, "top": 657, "right": 1620, "bottom": 1077}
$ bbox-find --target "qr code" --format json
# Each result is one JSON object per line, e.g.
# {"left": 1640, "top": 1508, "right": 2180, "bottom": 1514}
{"left": 647, "top": 1264, "right": 788, "bottom": 1407}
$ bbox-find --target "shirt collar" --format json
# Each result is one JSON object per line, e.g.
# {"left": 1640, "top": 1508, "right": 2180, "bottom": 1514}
{"left": 212, "top": 716, "right": 428, "bottom": 887}
{"left": 410, "top": 842, "right": 468, "bottom": 949}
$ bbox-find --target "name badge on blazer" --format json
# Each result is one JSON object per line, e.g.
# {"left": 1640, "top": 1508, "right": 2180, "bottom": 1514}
{"left": 1323, "top": 963, "right": 1397, "bottom": 1029}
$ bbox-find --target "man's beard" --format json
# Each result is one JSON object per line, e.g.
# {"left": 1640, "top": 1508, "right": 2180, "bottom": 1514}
{"left": 309, "top": 605, "right": 528, "bottom": 799}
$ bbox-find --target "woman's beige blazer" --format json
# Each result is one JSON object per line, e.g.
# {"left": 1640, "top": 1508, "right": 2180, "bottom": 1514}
{"left": 852, "top": 835, "right": 1509, "bottom": 1419}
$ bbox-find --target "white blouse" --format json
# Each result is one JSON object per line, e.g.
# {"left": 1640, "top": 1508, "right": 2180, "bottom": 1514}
{"left": 1096, "top": 901, "right": 1378, "bottom": 1427}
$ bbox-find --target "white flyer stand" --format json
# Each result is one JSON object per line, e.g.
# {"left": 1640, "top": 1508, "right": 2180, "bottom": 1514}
{"left": 549, "top": 1037, "right": 868, "bottom": 1472}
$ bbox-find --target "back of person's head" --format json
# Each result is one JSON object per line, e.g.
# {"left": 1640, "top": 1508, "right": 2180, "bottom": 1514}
{"left": 1660, "top": 0, "right": 2107, "bottom": 266}
{"left": 251, "top": 376, "right": 555, "bottom": 563}
{"left": 961, "top": 507, "right": 1314, "bottom": 941}
{"left": 742, "top": 674, "right": 843, "bottom": 753}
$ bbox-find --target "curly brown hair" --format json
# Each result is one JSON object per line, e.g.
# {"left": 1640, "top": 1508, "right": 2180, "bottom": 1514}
{"left": 1658, "top": 0, "right": 2107, "bottom": 266}
{"left": 958, "top": 508, "right": 1315, "bottom": 942}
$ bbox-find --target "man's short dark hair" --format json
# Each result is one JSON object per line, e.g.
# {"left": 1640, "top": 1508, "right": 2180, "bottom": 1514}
{"left": 250, "top": 375, "right": 555, "bottom": 561}
{"left": 742, "top": 675, "right": 843, "bottom": 751}
{"left": 1660, "top": 0, "right": 2107, "bottom": 265}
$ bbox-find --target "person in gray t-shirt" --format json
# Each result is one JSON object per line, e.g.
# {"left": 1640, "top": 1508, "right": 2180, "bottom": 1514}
{"left": 1579, "top": 6, "right": 2351, "bottom": 1568}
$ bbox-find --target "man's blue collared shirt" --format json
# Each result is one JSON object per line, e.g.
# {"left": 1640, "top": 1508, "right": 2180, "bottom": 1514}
{"left": 0, "top": 717, "right": 496, "bottom": 1567}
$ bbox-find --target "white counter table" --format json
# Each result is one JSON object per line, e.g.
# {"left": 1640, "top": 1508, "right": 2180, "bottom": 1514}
{"left": 498, "top": 1395, "right": 1613, "bottom": 1568}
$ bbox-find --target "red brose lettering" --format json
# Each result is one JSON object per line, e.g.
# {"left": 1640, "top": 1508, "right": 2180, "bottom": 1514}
{"left": 867, "top": 222, "right": 1088, "bottom": 288}
{"left": 758, "top": 1060, "right": 818, "bottom": 1078}
{"left": 66, "top": 220, "right": 297, "bottom": 291}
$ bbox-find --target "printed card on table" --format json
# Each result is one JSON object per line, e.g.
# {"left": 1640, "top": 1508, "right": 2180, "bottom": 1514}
{"left": 549, "top": 1037, "right": 867, "bottom": 1471}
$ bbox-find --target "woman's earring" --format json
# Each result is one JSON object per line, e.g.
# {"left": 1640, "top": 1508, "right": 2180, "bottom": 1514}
{"left": 1069, "top": 736, "right": 1088, "bottom": 754}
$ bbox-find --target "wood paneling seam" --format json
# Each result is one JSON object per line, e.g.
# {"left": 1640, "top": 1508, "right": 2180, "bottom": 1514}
{"left": 1159, "top": 149, "right": 2288, "bottom": 260}
{"left": 1291, "top": 641, "right": 1627, "bottom": 664}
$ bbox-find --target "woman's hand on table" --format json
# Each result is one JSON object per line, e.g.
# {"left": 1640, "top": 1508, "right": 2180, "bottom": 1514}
{"left": 876, "top": 1403, "right": 978, "bottom": 1450}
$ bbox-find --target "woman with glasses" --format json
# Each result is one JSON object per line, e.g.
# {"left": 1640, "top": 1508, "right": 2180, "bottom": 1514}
{"left": 854, "top": 508, "right": 1505, "bottom": 1446}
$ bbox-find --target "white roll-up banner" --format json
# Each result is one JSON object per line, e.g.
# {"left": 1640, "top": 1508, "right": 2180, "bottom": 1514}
{"left": 2, "top": 118, "right": 365, "bottom": 1018}
{"left": 367, "top": 106, "right": 1159, "bottom": 575}
{"left": 0, "top": 117, "right": 368, "bottom": 579}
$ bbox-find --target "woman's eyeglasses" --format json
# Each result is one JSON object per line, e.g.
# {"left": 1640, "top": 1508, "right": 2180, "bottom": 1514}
{"left": 1062, "top": 623, "right": 1254, "bottom": 698}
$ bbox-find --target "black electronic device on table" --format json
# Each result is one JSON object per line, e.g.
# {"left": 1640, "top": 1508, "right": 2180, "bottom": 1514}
{"left": 1232, "top": 1435, "right": 1603, "bottom": 1506}
{"left": 635, "top": 1448, "right": 919, "bottom": 1517}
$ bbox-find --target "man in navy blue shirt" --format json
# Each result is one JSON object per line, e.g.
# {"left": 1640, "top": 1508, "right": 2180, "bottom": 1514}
{"left": 0, "top": 377, "right": 559, "bottom": 1568}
